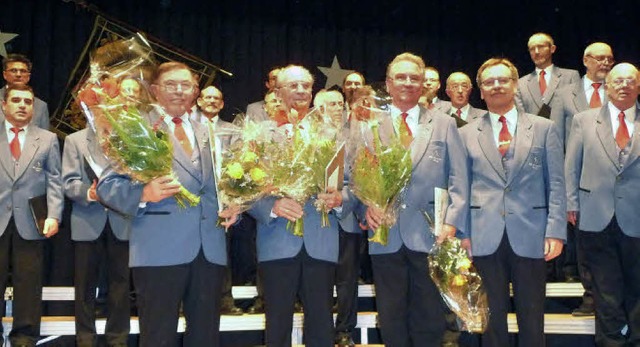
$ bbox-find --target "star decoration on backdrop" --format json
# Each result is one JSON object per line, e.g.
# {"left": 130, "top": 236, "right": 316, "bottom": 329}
{"left": 0, "top": 31, "right": 19, "bottom": 58}
{"left": 317, "top": 56, "right": 354, "bottom": 89}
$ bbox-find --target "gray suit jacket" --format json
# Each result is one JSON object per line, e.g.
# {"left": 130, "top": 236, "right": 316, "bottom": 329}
{"left": 0, "top": 124, "right": 63, "bottom": 239}
{"left": 515, "top": 66, "right": 580, "bottom": 117}
{"left": 552, "top": 80, "right": 607, "bottom": 148}
{"left": 246, "top": 100, "right": 269, "bottom": 122}
{"left": 460, "top": 112, "right": 566, "bottom": 258}
{"left": 0, "top": 86, "right": 50, "bottom": 130}
{"left": 62, "top": 128, "right": 131, "bottom": 241}
{"left": 565, "top": 104, "right": 640, "bottom": 237}
{"left": 359, "top": 107, "right": 469, "bottom": 255}
{"left": 97, "top": 113, "right": 227, "bottom": 267}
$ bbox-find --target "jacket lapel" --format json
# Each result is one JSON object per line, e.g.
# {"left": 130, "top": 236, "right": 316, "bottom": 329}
{"left": 14, "top": 127, "right": 40, "bottom": 181}
{"left": 542, "top": 66, "right": 561, "bottom": 102}
{"left": 0, "top": 123, "right": 14, "bottom": 179}
{"left": 595, "top": 106, "right": 621, "bottom": 169}
{"left": 410, "top": 108, "right": 432, "bottom": 171}
{"left": 573, "top": 83, "right": 589, "bottom": 112}
{"left": 526, "top": 72, "right": 543, "bottom": 109}
{"left": 621, "top": 103, "right": 640, "bottom": 170}
{"left": 506, "top": 113, "right": 534, "bottom": 186}
{"left": 477, "top": 114, "right": 507, "bottom": 182}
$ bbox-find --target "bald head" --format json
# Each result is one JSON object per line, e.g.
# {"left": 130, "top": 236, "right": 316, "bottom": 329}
{"left": 445, "top": 72, "right": 473, "bottom": 109}
{"left": 605, "top": 63, "right": 639, "bottom": 111}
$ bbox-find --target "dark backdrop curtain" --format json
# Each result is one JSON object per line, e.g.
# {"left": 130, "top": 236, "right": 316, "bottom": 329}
{"left": 1, "top": 0, "right": 638, "bottom": 121}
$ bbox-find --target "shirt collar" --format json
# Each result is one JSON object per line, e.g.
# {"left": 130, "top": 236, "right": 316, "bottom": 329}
{"left": 535, "top": 64, "right": 554, "bottom": 76}
{"left": 489, "top": 106, "right": 518, "bottom": 128}
{"left": 584, "top": 75, "right": 603, "bottom": 90}
{"left": 608, "top": 103, "right": 637, "bottom": 122}
{"left": 450, "top": 104, "right": 470, "bottom": 114}
{"left": 390, "top": 104, "right": 420, "bottom": 119}
{"left": 4, "top": 120, "right": 29, "bottom": 133}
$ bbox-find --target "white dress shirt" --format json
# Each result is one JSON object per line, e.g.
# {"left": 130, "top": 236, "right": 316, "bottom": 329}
{"left": 488, "top": 106, "right": 518, "bottom": 147}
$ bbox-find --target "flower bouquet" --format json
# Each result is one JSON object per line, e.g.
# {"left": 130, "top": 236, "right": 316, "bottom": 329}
{"left": 75, "top": 35, "right": 200, "bottom": 208}
{"left": 349, "top": 90, "right": 412, "bottom": 245}
{"left": 424, "top": 196, "right": 489, "bottom": 332}
{"left": 212, "top": 116, "right": 273, "bottom": 218}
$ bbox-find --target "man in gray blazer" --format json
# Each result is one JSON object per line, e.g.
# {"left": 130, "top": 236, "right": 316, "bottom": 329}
{"left": 62, "top": 127, "right": 131, "bottom": 347}
{"left": 246, "top": 67, "right": 281, "bottom": 122}
{"left": 460, "top": 58, "right": 566, "bottom": 347}
{"left": 515, "top": 33, "right": 579, "bottom": 119}
{"left": 248, "top": 65, "right": 352, "bottom": 347}
{"left": 0, "top": 85, "right": 63, "bottom": 346}
{"left": 423, "top": 66, "right": 452, "bottom": 112}
{"left": 364, "top": 53, "right": 469, "bottom": 347}
{"left": 97, "top": 62, "right": 239, "bottom": 347}
{"left": 552, "top": 42, "right": 614, "bottom": 317}
{"left": 0, "top": 54, "right": 49, "bottom": 129}
{"left": 565, "top": 63, "right": 640, "bottom": 346}
{"left": 444, "top": 72, "right": 486, "bottom": 126}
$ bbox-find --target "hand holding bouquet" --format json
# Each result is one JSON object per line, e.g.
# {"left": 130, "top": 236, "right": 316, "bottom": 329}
{"left": 349, "top": 90, "right": 412, "bottom": 245}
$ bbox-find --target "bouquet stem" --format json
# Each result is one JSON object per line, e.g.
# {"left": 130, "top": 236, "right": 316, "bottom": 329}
{"left": 287, "top": 218, "right": 304, "bottom": 237}
{"left": 368, "top": 223, "right": 389, "bottom": 245}
{"left": 174, "top": 185, "right": 201, "bottom": 209}
{"left": 320, "top": 210, "right": 330, "bottom": 228}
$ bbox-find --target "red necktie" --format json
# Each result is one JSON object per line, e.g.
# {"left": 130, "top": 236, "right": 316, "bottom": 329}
{"left": 498, "top": 116, "right": 512, "bottom": 157}
{"left": 616, "top": 112, "right": 630, "bottom": 149}
{"left": 539, "top": 70, "right": 547, "bottom": 95}
{"left": 10, "top": 127, "right": 22, "bottom": 160}
{"left": 171, "top": 117, "right": 193, "bottom": 156}
{"left": 590, "top": 83, "right": 602, "bottom": 108}
{"left": 401, "top": 112, "right": 412, "bottom": 137}
{"left": 456, "top": 108, "right": 462, "bottom": 118}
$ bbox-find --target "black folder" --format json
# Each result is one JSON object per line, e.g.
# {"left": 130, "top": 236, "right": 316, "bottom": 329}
{"left": 28, "top": 194, "right": 48, "bottom": 236}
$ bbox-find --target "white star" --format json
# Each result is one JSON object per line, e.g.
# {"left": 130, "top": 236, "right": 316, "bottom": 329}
{"left": 317, "top": 56, "right": 354, "bottom": 89}
{"left": 0, "top": 31, "right": 18, "bottom": 58}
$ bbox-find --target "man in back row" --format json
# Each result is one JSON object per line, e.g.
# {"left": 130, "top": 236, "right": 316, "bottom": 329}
{"left": 1, "top": 54, "right": 49, "bottom": 129}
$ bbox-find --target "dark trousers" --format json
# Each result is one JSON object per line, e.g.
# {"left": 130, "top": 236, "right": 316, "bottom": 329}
{"left": 74, "top": 223, "right": 130, "bottom": 347}
{"left": 581, "top": 217, "right": 640, "bottom": 347}
{"left": 132, "top": 249, "right": 225, "bottom": 347}
{"left": 473, "top": 232, "right": 546, "bottom": 347}
{"left": 334, "top": 228, "right": 361, "bottom": 335}
{"left": 575, "top": 224, "right": 595, "bottom": 307}
{"left": 371, "top": 245, "right": 446, "bottom": 347}
{"left": 261, "top": 247, "right": 335, "bottom": 347}
{"left": 0, "top": 217, "right": 44, "bottom": 347}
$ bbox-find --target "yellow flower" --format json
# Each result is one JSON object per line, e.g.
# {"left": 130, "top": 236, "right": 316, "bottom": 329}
{"left": 458, "top": 258, "right": 472, "bottom": 271}
{"left": 241, "top": 151, "right": 258, "bottom": 163}
{"left": 226, "top": 162, "right": 244, "bottom": 179}
{"left": 452, "top": 274, "right": 466, "bottom": 286}
{"left": 250, "top": 167, "right": 267, "bottom": 184}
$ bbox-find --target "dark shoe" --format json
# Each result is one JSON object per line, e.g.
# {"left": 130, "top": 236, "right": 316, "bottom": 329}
{"left": 221, "top": 303, "right": 244, "bottom": 315}
{"left": 335, "top": 332, "right": 355, "bottom": 347}
{"left": 294, "top": 300, "right": 303, "bottom": 313}
{"left": 247, "top": 296, "right": 264, "bottom": 314}
{"left": 572, "top": 303, "right": 595, "bottom": 317}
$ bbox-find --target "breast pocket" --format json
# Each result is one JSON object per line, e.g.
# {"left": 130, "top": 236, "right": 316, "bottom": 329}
{"left": 526, "top": 146, "right": 544, "bottom": 171}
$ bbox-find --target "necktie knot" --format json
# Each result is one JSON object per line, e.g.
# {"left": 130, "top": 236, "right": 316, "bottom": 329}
{"left": 171, "top": 117, "right": 183, "bottom": 125}
{"left": 456, "top": 108, "right": 462, "bottom": 117}
{"left": 618, "top": 111, "right": 625, "bottom": 122}
{"left": 540, "top": 70, "right": 546, "bottom": 77}
{"left": 498, "top": 116, "right": 507, "bottom": 125}
{"left": 589, "top": 83, "right": 603, "bottom": 108}
{"left": 10, "top": 127, "right": 23, "bottom": 135}
{"left": 401, "top": 112, "right": 409, "bottom": 122}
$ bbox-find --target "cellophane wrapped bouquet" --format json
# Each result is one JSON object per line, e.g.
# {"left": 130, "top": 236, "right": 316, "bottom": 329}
{"left": 212, "top": 115, "right": 272, "bottom": 217}
{"left": 425, "top": 210, "right": 490, "bottom": 332}
{"left": 74, "top": 35, "right": 200, "bottom": 208}
{"left": 349, "top": 88, "right": 412, "bottom": 245}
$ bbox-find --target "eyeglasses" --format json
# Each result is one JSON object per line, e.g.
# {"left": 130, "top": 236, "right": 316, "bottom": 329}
{"left": 586, "top": 55, "right": 615, "bottom": 65}
{"left": 282, "top": 81, "right": 312, "bottom": 91}
{"left": 390, "top": 74, "right": 422, "bottom": 85}
{"left": 528, "top": 44, "right": 551, "bottom": 52}
{"left": 609, "top": 78, "right": 637, "bottom": 88}
{"left": 5, "top": 68, "right": 30, "bottom": 75}
{"left": 160, "top": 82, "right": 194, "bottom": 92}
{"left": 448, "top": 83, "right": 471, "bottom": 91}
{"left": 480, "top": 77, "right": 514, "bottom": 88}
